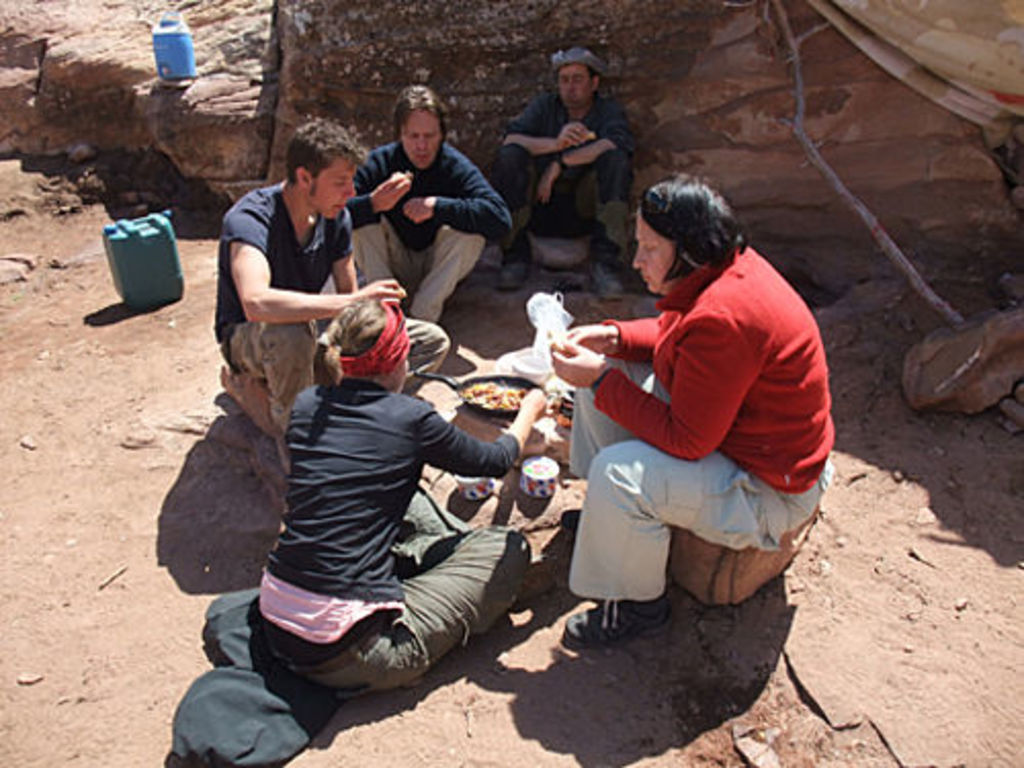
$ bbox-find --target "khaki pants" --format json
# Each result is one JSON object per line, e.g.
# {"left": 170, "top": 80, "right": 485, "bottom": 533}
{"left": 223, "top": 318, "right": 450, "bottom": 435}
{"left": 354, "top": 220, "right": 484, "bottom": 323}
{"left": 567, "top": 359, "right": 832, "bottom": 602}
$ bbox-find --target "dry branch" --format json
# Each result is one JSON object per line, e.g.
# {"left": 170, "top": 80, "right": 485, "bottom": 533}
{"left": 767, "top": 0, "right": 965, "bottom": 327}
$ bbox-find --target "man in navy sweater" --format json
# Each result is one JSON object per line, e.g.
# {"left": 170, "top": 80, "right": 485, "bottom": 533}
{"left": 346, "top": 85, "right": 511, "bottom": 323}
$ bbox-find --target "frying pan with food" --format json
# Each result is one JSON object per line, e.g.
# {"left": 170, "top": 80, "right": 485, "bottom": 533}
{"left": 413, "top": 369, "right": 538, "bottom": 417}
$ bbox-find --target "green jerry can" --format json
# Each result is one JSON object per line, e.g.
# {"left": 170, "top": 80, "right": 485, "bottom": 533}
{"left": 102, "top": 210, "right": 184, "bottom": 309}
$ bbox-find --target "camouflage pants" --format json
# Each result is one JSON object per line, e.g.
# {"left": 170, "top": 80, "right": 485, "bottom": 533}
{"left": 491, "top": 143, "right": 632, "bottom": 268}
{"left": 221, "top": 318, "right": 450, "bottom": 435}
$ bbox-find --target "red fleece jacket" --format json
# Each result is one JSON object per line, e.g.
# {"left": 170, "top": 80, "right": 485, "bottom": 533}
{"left": 596, "top": 248, "right": 834, "bottom": 493}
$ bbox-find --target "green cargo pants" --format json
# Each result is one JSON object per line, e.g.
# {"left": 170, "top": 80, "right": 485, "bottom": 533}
{"left": 296, "top": 490, "right": 530, "bottom": 692}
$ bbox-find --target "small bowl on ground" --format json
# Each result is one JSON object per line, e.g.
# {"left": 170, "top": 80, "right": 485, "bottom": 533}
{"left": 453, "top": 475, "right": 495, "bottom": 501}
{"left": 519, "top": 456, "right": 560, "bottom": 498}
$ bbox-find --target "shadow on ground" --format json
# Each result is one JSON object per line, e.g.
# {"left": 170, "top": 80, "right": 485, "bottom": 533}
{"left": 156, "top": 407, "right": 284, "bottom": 595}
{"left": 817, "top": 282, "right": 1024, "bottom": 568}
{"left": 310, "top": 578, "right": 793, "bottom": 766}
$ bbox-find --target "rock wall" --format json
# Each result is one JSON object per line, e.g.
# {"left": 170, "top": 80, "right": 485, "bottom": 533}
{"left": 0, "top": 0, "right": 1019, "bottom": 297}
{"left": 271, "top": 0, "right": 1019, "bottom": 296}
{"left": 0, "top": 0, "right": 276, "bottom": 200}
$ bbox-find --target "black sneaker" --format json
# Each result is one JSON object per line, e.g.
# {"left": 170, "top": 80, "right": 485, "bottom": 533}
{"left": 591, "top": 262, "right": 624, "bottom": 299}
{"left": 560, "top": 509, "right": 581, "bottom": 534}
{"left": 497, "top": 261, "right": 528, "bottom": 291}
{"left": 562, "top": 594, "right": 670, "bottom": 648}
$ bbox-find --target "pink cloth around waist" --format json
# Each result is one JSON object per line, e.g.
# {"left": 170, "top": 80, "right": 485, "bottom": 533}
{"left": 258, "top": 570, "right": 404, "bottom": 645}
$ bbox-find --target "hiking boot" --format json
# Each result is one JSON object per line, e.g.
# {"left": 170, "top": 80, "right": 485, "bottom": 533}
{"left": 591, "top": 262, "right": 624, "bottom": 299}
{"left": 497, "top": 261, "right": 528, "bottom": 291}
{"left": 562, "top": 594, "right": 670, "bottom": 649}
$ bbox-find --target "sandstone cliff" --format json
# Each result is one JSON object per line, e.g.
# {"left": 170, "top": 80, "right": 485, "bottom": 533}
{"left": 1, "top": 0, "right": 1019, "bottom": 299}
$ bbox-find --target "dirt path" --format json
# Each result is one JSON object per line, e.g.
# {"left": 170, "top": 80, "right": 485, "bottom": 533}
{"left": 1, "top": 171, "right": 1020, "bottom": 767}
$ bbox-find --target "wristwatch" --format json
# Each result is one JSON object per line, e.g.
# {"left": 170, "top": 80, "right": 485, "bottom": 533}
{"left": 557, "top": 152, "right": 568, "bottom": 170}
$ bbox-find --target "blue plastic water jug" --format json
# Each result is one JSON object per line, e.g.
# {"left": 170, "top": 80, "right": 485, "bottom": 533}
{"left": 102, "top": 210, "right": 184, "bottom": 309}
{"left": 152, "top": 12, "right": 197, "bottom": 81}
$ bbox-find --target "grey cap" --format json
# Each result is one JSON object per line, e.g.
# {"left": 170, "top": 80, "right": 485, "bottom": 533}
{"left": 550, "top": 47, "right": 606, "bottom": 76}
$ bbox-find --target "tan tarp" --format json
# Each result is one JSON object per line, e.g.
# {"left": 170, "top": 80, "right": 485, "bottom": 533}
{"left": 807, "top": 0, "right": 1024, "bottom": 144}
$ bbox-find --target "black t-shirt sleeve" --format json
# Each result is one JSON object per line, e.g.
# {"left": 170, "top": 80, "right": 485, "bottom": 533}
{"left": 416, "top": 409, "right": 519, "bottom": 477}
{"left": 221, "top": 198, "right": 272, "bottom": 255}
{"left": 328, "top": 209, "right": 354, "bottom": 262}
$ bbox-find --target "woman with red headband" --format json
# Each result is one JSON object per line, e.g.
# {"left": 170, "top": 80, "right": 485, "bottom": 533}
{"left": 258, "top": 299, "right": 548, "bottom": 691}
{"left": 551, "top": 174, "right": 835, "bottom": 648}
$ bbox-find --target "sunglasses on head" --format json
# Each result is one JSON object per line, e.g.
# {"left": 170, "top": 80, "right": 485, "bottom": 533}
{"left": 642, "top": 187, "right": 671, "bottom": 216}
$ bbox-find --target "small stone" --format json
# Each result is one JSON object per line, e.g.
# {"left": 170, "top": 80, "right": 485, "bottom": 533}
{"left": 120, "top": 429, "right": 156, "bottom": 450}
{"left": 17, "top": 673, "right": 44, "bottom": 686}
{"left": 19, "top": 435, "right": 37, "bottom": 451}
{"left": 892, "top": 469, "right": 905, "bottom": 483}
{"left": 997, "top": 272, "right": 1024, "bottom": 302}
{"left": 1, "top": 252, "right": 38, "bottom": 270}
{"left": 954, "top": 597, "right": 969, "bottom": 612}
{"left": 0, "top": 259, "right": 31, "bottom": 285}
{"left": 732, "top": 723, "right": 782, "bottom": 768}
{"left": 997, "top": 416, "right": 1022, "bottom": 435}
{"left": 1011, "top": 185, "right": 1024, "bottom": 211}
{"left": 835, "top": 536, "right": 848, "bottom": 548}
{"left": 903, "top": 644, "right": 914, "bottom": 653}
{"left": 67, "top": 142, "right": 97, "bottom": 164}
{"left": 997, "top": 397, "right": 1024, "bottom": 429}
{"left": 914, "top": 507, "right": 938, "bottom": 526}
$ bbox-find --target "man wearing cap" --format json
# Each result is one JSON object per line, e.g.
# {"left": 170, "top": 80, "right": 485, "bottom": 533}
{"left": 347, "top": 85, "right": 511, "bottom": 323}
{"left": 491, "top": 46, "right": 634, "bottom": 297}
{"left": 214, "top": 118, "right": 451, "bottom": 440}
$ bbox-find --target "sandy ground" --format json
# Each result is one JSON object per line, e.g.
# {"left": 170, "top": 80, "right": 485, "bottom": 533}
{"left": 1, "top": 163, "right": 1021, "bottom": 767}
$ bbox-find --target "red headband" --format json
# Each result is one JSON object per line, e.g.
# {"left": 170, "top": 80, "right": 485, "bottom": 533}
{"left": 337, "top": 302, "right": 410, "bottom": 378}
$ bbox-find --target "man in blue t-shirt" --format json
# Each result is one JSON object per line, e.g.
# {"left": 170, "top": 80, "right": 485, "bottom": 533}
{"left": 214, "top": 119, "right": 450, "bottom": 438}
{"left": 491, "top": 46, "right": 634, "bottom": 297}
{"left": 346, "top": 85, "right": 511, "bottom": 323}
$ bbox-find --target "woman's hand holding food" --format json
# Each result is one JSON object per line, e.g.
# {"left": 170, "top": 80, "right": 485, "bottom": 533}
{"left": 551, "top": 340, "right": 609, "bottom": 388}
{"left": 564, "top": 323, "right": 620, "bottom": 356}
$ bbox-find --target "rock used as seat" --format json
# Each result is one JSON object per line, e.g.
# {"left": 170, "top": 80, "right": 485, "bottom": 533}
{"left": 668, "top": 508, "right": 820, "bottom": 605}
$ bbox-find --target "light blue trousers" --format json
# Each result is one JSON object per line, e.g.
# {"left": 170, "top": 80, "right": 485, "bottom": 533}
{"left": 568, "top": 360, "right": 832, "bottom": 602}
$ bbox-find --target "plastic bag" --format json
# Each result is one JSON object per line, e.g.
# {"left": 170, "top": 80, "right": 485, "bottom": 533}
{"left": 526, "top": 292, "right": 573, "bottom": 370}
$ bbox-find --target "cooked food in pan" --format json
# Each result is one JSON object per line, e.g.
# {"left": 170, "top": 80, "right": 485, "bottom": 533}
{"left": 462, "top": 381, "right": 528, "bottom": 411}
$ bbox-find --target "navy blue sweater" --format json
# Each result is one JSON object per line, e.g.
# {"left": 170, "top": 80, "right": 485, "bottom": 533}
{"left": 347, "top": 142, "right": 511, "bottom": 251}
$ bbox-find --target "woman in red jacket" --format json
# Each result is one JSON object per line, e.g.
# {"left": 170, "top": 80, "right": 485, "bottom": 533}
{"left": 551, "top": 174, "right": 835, "bottom": 648}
